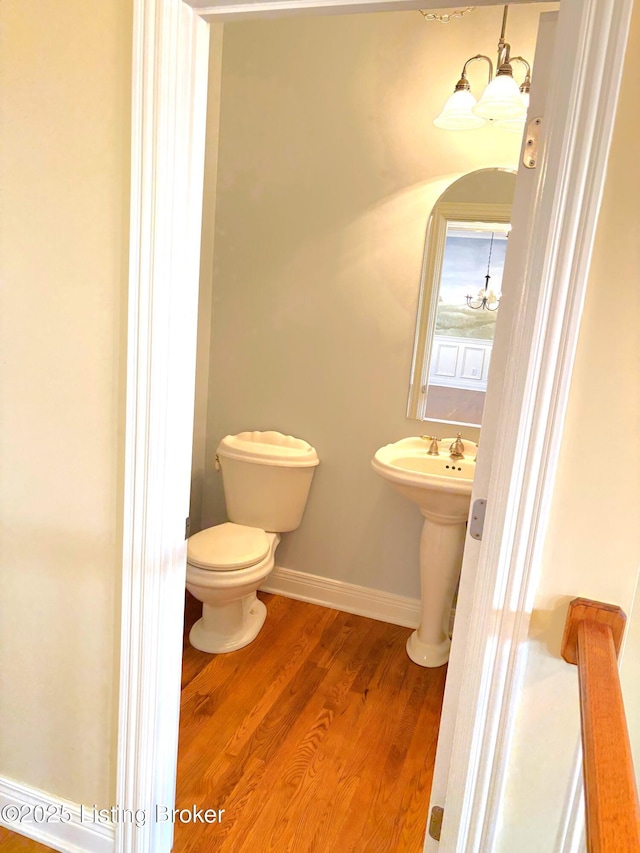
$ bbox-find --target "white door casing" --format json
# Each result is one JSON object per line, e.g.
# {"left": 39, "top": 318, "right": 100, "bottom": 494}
{"left": 117, "top": 2, "right": 634, "bottom": 853}
{"left": 116, "top": 3, "right": 210, "bottom": 852}
{"left": 426, "top": 12, "right": 557, "bottom": 850}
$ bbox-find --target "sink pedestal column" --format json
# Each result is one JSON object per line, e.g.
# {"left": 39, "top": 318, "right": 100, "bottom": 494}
{"left": 406, "top": 511, "right": 466, "bottom": 667}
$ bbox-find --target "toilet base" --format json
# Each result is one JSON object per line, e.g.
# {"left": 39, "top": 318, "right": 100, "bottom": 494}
{"left": 189, "top": 594, "right": 267, "bottom": 654}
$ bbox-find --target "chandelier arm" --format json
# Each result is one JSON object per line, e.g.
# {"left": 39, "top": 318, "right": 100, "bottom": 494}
{"left": 510, "top": 56, "right": 531, "bottom": 76}
{"left": 510, "top": 55, "right": 532, "bottom": 87}
{"left": 461, "top": 54, "right": 494, "bottom": 86}
{"left": 465, "top": 294, "right": 501, "bottom": 311}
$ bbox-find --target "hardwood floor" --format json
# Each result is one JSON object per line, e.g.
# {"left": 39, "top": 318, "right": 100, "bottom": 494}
{"left": 174, "top": 592, "right": 447, "bottom": 852}
{"left": 0, "top": 593, "right": 446, "bottom": 853}
{"left": 0, "top": 829, "right": 54, "bottom": 852}
{"left": 424, "top": 384, "right": 485, "bottom": 425}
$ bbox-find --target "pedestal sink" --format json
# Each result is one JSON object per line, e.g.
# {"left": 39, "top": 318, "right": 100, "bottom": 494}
{"left": 371, "top": 436, "right": 475, "bottom": 667}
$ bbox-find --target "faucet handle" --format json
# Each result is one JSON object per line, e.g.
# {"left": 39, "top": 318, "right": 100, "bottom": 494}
{"left": 421, "top": 435, "right": 441, "bottom": 456}
{"left": 449, "top": 433, "right": 466, "bottom": 460}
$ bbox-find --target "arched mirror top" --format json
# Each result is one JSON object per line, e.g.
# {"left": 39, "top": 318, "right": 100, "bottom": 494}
{"left": 435, "top": 168, "right": 517, "bottom": 207}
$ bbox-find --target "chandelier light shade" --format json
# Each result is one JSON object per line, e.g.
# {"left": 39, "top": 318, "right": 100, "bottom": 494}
{"left": 494, "top": 85, "right": 530, "bottom": 131}
{"left": 433, "top": 87, "right": 486, "bottom": 130}
{"left": 472, "top": 72, "right": 525, "bottom": 119}
{"left": 433, "top": 5, "right": 532, "bottom": 132}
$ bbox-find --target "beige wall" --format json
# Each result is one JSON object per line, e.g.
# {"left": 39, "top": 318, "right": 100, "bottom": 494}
{"left": 495, "top": 5, "right": 640, "bottom": 849}
{"left": 196, "top": 6, "right": 551, "bottom": 599}
{"left": 0, "top": 0, "right": 131, "bottom": 805}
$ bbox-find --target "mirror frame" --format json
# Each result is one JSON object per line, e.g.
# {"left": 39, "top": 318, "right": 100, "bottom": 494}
{"left": 407, "top": 197, "right": 512, "bottom": 423}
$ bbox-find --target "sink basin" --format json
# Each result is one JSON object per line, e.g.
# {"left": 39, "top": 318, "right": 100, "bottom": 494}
{"left": 372, "top": 435, "right": 476, "bottom": 668}
{"left": 372, "top": 436, "right": 474, "bottom": 522}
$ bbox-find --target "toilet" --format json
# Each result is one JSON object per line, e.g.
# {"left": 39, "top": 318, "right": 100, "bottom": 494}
{"left": 186, "top": 430, "right": 319, "bottom": 653}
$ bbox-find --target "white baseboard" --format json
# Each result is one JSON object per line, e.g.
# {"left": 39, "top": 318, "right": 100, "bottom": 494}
{"left": 260, "top": 565, "right": 421, "bottom": 629}
{"left": 0, "top": 776, "right": 115, "bottom": 853}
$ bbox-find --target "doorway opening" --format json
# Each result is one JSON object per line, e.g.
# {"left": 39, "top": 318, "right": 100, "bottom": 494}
{"left": 178, "top": 6, "right": 548, "bottom": 849}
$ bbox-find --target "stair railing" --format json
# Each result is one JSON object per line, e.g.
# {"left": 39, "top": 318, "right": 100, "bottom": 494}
{"left": 562, "top": 597, "right": 640, "bottom": 852}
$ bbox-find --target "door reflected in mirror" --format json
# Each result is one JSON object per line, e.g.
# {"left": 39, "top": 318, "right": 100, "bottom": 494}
{"left": 407, "top": 168, "right": 516, "bottom": 428}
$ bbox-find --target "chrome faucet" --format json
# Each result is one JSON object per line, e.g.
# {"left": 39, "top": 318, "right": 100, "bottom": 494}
{"left": 449, "top": 433, "right": 465, "bottom": 460}
{"left": 421, "top": 435, "right": 441, "bottom": 456}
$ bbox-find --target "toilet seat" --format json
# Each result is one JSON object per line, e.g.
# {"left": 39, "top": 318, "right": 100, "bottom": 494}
{"left": 187, "top": 522, "right": 270, "bottom": 571}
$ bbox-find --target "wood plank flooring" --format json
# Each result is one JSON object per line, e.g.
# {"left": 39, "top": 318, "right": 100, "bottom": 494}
{"left": 0, "top": 829, "right": 54, "bottom": 852}
{"left": 0, "top": 593, "right": 446, "bottom": 853}
{"left": 174, "top": 592, "right": 447, "bottom": 852}
{"left": 424, "top": 384, "right": 485, "bottom": 425}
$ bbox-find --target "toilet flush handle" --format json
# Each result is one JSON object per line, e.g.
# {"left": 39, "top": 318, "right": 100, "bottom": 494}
{"left": 214, "top": 454, "right": 221, "bottom": 472}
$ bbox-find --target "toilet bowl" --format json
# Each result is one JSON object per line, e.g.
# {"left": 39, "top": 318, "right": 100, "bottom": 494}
{"left": 186, "top": 431, "right": 319, "bottom": 654}
{"left": 186, "top": 523, "right": 281, "bottom": 653}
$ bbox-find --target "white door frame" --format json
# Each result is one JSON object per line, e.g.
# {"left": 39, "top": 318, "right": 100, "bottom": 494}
{"left": 116, "top": 1, "right": 634, "bottom": 851}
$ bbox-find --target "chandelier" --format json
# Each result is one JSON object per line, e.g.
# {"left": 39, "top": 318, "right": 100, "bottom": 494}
{"left": 434, "top": 5, "right": 531, "bottom": 132}
{"left": 466, "top": 232, "right": 501, "bottom": 311}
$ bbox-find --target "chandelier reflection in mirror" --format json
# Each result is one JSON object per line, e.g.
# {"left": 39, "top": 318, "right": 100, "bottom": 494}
{"left": 433, "top": 5, "right": 531, "bottom": 132}
{"left": 466, "top": 232, "right": 501, "bottom": 310}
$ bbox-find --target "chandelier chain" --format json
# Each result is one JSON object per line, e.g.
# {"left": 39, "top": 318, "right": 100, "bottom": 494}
{"left": 419, "top": 7, "right": 476, "bottom": 24}
{"left": 486, "top": 231, "right": 494, "bottom": 275}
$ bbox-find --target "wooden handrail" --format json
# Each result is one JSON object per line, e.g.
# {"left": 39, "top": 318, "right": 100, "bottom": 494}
{"left": 562, "top": 598, "right": 640, "bottom": 852}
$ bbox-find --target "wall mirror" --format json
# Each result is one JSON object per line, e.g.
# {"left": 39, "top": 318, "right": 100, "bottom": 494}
{"left": 407, "top": 168, "right": 517, "bottom": 428}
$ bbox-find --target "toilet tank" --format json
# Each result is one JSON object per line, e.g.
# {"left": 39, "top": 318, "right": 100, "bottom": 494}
{"left": 216, "top": 431, "right": 319, "bottom": 533}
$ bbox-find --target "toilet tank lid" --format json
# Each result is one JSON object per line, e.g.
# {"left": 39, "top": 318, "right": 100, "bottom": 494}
{"left": 217, "top": 431, "right": 319, "bottom": 468}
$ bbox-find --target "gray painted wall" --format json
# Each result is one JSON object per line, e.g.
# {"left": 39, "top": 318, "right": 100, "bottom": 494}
{"left": 193, "top": 7, "right": 551, "bottom": 599}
